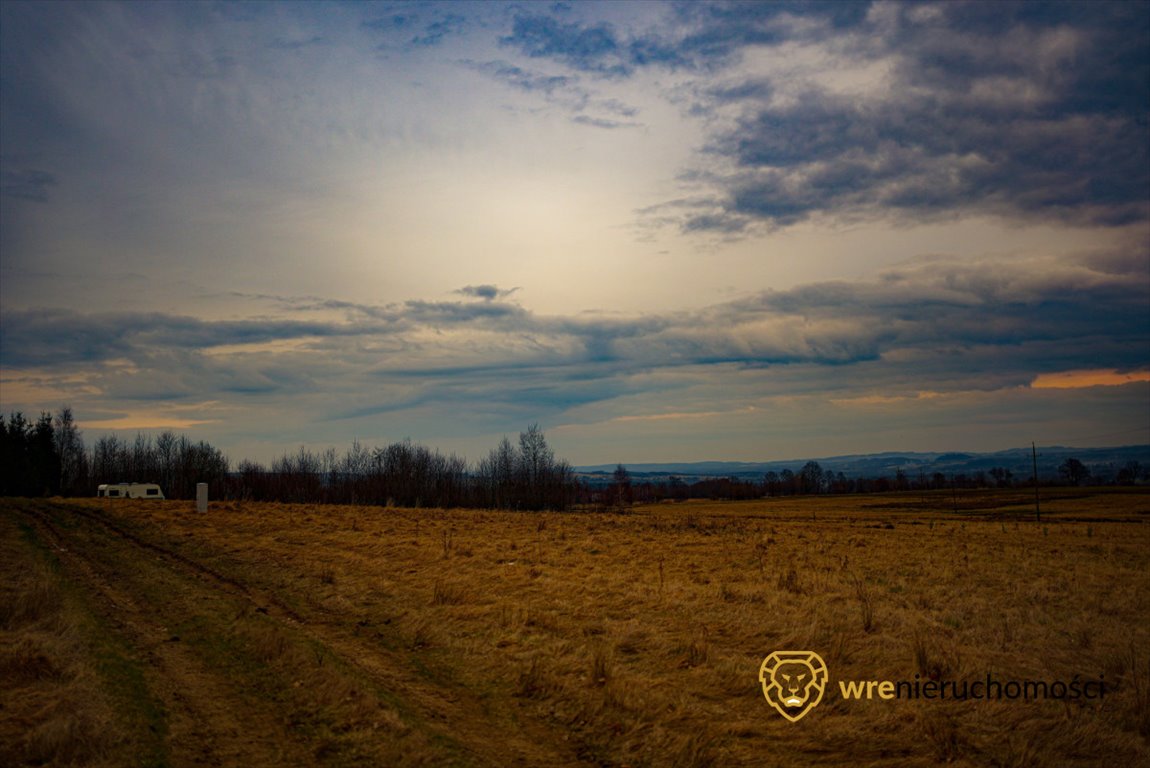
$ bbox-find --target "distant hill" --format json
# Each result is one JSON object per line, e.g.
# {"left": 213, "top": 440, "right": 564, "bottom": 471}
{"left": 576, "top": 445, "right": 1149, "bottom": 484}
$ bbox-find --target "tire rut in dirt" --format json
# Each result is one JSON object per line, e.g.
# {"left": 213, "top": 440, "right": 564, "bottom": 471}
{"left": 18, "top": 501, "right": 574, "bottom": 766}
{"left": 16, "top": 502, "right": 320, "bottom": 767}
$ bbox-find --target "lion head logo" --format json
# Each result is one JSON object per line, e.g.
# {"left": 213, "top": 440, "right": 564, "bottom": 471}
{"left": 758, "top": 651, "right": 828, "bottom": 722}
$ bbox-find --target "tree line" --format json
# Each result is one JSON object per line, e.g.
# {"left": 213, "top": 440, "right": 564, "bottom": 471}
{"left": 589, "top": 457, "right": 1147, "bottom": 507}
{"left": 232, "top": 425, "right": 576, "bottom": 511}
{"left": 2, "top": 408, "right": 1144, "bottom": 509}
{"left": 0, "top": 408, "right": 229, "bottom": 499}
{"left": 0, "top": 410, "right": 577, "bottom": 511}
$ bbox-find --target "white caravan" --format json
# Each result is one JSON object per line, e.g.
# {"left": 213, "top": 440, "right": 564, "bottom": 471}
{"left": 97, "top": 483, "right": 165, "bottom": 499}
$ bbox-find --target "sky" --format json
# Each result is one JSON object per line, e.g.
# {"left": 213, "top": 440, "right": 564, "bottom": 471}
{"left": 1, "top": 0, "right": 1148, "bottom": 467}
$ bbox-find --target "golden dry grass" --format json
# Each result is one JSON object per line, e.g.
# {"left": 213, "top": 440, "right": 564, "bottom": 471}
{"left": 3, "top": 488, "right": 1148, "bottom": 766}
{"left": 0, "top": 514, "right": 124, "bottom": 767}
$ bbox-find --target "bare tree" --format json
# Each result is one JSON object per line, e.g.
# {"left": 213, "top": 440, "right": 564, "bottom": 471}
{"left": 54, "top": 406, "right": 87, "bottom": 495}
{"left": 609, "top": 464, "right": 633, "bottom": 511}
{"left": 799, "top": 461, "right": 825, "bottom": 494}
{"left": 1116, "top": 461, "right": 1144, "bottom": 485}
{"left": 1059, "top": 458, "right": 1090, "bottom": 486}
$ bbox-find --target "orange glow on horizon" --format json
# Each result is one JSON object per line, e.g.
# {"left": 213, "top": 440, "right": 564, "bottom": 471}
{"left": 1031, "top": 369, "right": 1150, "bottom": 389}
{"left": 81, "top": 405, "right": 224, "bottom": 431}
{"left": 82, "top": 417, "right": 218, "bottom": 430}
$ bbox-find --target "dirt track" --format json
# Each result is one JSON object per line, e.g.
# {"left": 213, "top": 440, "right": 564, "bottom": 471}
{"left": 6, "top": 499, "right": 574, "bottom": 767}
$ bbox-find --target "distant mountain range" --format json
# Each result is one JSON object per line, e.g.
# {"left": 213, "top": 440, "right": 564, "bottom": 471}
{"left": 576, "top": 445, "right": 1150, "bottom": 484}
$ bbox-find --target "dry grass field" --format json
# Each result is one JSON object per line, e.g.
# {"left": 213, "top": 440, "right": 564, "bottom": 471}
{"left": 3, "top": 489, "right": 1149, "bottom": 767}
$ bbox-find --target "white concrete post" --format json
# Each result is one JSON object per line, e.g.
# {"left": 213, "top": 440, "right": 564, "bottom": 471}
{"left": 196, "top": 483, "right": 208, "bottom": 513}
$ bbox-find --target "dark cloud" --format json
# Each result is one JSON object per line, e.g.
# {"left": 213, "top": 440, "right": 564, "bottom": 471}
{"left": 700, "top": 93, "right": 1148, "bottom": 228}
{"left": 362, "top": 9, "right": 467, "bottom": 49}
{"left": 462, "top": 58, "right": 643, "bottom": 128}
{"left": 499, "top": 3, "right": 864, "bottom": 78}
{"left": 571, "top": 114, "right": 637, "bottom": 130}
{"left": 597, "top": 98, "right": 637, "bottom": 118}
{"left": 498, "top": 11, "right": 694, "bottom": 77}
{"left": 888, "top": 1, "right": 1149, "bottom": 118}
{"left": 460, "top": 59, "right": 577, "bottom": 96}
{"left": 684, "top": 2, "right": 1150, "bottom": 230}
{"left": 660, "top": 3, "right": 812, "bottom": 64}
{"left": 410, "top": 13, "right": 466, "bottom": 47}
{"left": 0, "top": 309, "right": 370, "bottom": 368}
{"left": 404, "top": 299, "right": 527, "bottom": 325}
{"left": 361, "top": 15, "right": 414, "bottom": 33}
{"left": 662, "top": 248, "right": 1147, "bottom": 377}
{"left": 681, "top": 212, "right": 749, "bottom": 234}
{"left": 501, "top": 14, "right": 633, "bottom": 77}
{"left": 748, "top": 263, "right": 1148, "bottom": 360}
{"left": 454, "top": 284, "right": 519, "bottom": 302}
{"left": 496, "top": 2, "right": 1149, "bottom": 230}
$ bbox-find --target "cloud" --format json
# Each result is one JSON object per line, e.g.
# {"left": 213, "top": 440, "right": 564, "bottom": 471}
{"left": 0, "top": 308, "right": 377, "bottom": 368}
{"left": 571, "top": 114, "right": 638, "bottom": 130}
{"left": 5, "top": 247, "right": 1144, "bottom": 409}
{"left": 495, "top": 3, "right": 1148, "bottom": 232}
{"left": 410, "top": 13, "right": 467, "bottom": 47}
{"left": 697, "top": 86, "right": 1149, "bottom": 229}
{"left": 498, "top": 4, "right": 867, "bottom": 78}
{"left": 361, "top": 15, "right": 414, "bottom": 33}
{"left": 83, "top": 413, "right": 218, "bottom": 430}
{"left": 461, "top": 58, "right": 641, "bottom": 128}
{"left": 673, "top": 2, "right": 1150, "bottom": 231}
{"left": 3, "top": 244, "right": 1145, "bottom": 460}
{"left": 500, "top": 14, "right": 635, "bottom": 77}
{"left": 362, "top": 8, "right": 468, "bottom": 49}
{"left": 498, "top": 5, "right": 808, "bottom": 77}
{"left": 461, "top": 59, "right": 578, "bottom": 96}
{"left": 1031, "top": 369, "right": 1150, "bottom": 390}
{"left": 455, "top": 284, "right": 519, "bottom": 302}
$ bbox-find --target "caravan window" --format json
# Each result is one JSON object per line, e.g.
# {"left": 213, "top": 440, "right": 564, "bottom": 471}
{"left": 146, "top": 487, "right": 159, "bottom": 496}
{"left": 108, "top": 489, "right": 120, "bottom": 497}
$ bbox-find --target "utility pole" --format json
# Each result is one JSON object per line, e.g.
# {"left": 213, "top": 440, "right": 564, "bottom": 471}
{"left": 1032, "top": 442, "right": 1041, "bottom": 523}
